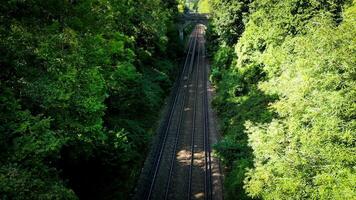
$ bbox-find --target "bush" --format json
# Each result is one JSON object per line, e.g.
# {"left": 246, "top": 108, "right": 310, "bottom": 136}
{"left": 245, "top": 5, "right": 356, "bottom": 199}
{"left": 208, "top": 0, "right": 355, "bottom": 199}
{"left": 0, "top": 0, "right": 181, "bottom": 199}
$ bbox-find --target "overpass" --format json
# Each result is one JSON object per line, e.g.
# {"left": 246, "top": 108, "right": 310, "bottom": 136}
{"left": 178, "top": 13, "right": 209, "bottom": 40}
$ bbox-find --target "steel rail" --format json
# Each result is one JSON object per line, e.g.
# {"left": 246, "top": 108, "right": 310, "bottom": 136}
{"left": 163, "top": 26, "right": 200, "bottom": 200}
{"left": 202, "top": 32, "right": 213, "bottom": 200}
{"left": 202, "top": 30, "right": 209, "bottom": 200}
{"left": 187, "top": 25, "right": 201, "bottom": 200}
{"left": 146, "top": 27, "right": 199, "bottom": 200}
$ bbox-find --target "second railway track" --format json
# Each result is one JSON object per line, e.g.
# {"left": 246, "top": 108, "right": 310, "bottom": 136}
{"left": 134, "top": 24, "right": 216, "bottom": 200}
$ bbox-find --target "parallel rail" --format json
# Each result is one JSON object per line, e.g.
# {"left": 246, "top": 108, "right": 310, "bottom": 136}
{"left": 187, "top": 26, "right": 213, "bottom": 200}
{"left": 164, "top": 27, "right": 199, "bottom": 200}
{"left": 202, "top": 35, "right": 213, "bottom": 200}
{"left": 144, "top": 24, "right": 213, "bottom": 200}
{"left": 146, "top": 27, "right": 199, "bottom": 200}
{"left": 187, "top": 26, "right": 201, "bottom": 200}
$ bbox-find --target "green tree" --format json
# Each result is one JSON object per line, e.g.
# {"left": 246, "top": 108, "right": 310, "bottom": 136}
{"left": 245, "top": 3, "right": 356, "bottom": 199}
{"left": 0, "top": 0, "right": 181, "bottom": 199}
{"left": 208, "top": 0, "right": 354, "bottom": 199}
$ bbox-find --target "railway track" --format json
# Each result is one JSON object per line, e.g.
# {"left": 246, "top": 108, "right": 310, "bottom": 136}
{"left": 187, "top": 26, "right": 212, "bottom": 200}
{"left": 134, "top": 24, "right": 216, "bottom": 200}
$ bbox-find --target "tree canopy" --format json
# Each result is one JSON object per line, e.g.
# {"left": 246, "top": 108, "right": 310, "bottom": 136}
{"left": 1, "top": 0, "right": 355, "bottom": 199}
{"left": 208, "top": 0, "right": 355, "bottom": 199}
{"left": 0, "top": 0, "right": 181, "bottom": 199}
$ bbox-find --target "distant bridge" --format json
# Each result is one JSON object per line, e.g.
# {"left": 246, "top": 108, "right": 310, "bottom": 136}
{"left": 178, "top": 13, "right": 209, "bottom": 40}
{"left": 180, "top": 13, "right": 210, "bottom": 21}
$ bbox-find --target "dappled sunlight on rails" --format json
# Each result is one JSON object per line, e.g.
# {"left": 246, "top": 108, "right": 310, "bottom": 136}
{"left": 184, "top": 107, "right": 191, "bottom": 111}
{"left": 194, "top": 192, "right": 204, "bottom": 199}
{"left": 176, "top": 149, "right": 191, "bottom": 166}
{"left": 176, "top": 149, "right": 208, "bottom": 170}
{"left": 193, "top": 151, "right": 205, "bottom": 167}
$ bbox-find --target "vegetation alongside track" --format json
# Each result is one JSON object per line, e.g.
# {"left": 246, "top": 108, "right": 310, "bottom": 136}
{"left": 1, "top": 0, "right": 355, "bottom": 199}
{"left": 0, "top": 0, "right": 182, "bottom": 199}
{"left": 207, "top": 0, "right": 356, "bottom": 199}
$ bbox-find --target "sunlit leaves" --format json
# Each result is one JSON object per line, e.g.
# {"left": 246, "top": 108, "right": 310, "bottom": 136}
{"left": 244, "top": 2, "right": 356, "bottom": 199}
{"left": 209, "top": 0, "right": 355, "bottom": 199}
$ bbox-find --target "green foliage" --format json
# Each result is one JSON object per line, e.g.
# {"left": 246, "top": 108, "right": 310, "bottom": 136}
{"left": 211, "top": 47, "right": 275, "bottom": 199}
{"left": 245, "top": 4, "right": 356, "bottom": 199}
{"left": 198, "top": 0, "right": 211, "bottom": 13}
{"left": 0, "top": 0, "right": 180, "bottom": 199}
{"left": 178, "top": 0, "right": 187, "bottom": 13}
{"left": 0, "top": 88, "right": 75, "bottom": 199}
{"left": 208, "top": 0, "right": 355, "bottom": 199}
{"left": 210, "top": 0, "right": 251, "bottom": 45}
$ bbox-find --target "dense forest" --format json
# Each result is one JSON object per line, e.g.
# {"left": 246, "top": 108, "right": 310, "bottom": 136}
{"left": 207, "top": 0, "right": 355, "bottom": 199}
{"left": 1, "top": 0, "right": 355, "bottom": 199}
{"left": 0, "top": 0, "right": 182, "bottom": 199}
